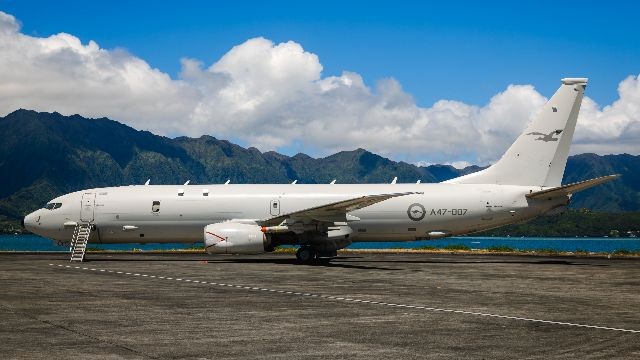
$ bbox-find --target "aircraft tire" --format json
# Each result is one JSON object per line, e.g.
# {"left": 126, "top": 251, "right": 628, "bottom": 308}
{"left": 295, "top": 246, "right": 316, "bottom": 263}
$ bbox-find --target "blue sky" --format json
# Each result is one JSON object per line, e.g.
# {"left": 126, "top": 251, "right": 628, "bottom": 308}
{"left": 1, "top": 1, "right": 638, "bottom": 164}
{"left": 3, "top": 0, "right": 638, "bottom": 106}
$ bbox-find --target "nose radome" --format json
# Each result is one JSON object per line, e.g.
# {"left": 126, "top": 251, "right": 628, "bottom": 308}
{"left": 23, "top": 212, "right": 38, "bottom": 232}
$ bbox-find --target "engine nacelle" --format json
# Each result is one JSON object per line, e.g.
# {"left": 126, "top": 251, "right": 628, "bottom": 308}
{"left": 204, "top": 222, "right": 267, "bottom": 254}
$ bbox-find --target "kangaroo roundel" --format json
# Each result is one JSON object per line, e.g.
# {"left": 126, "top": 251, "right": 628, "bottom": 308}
{"left": 407, "top": 203, "right": 426, "bottom": 221}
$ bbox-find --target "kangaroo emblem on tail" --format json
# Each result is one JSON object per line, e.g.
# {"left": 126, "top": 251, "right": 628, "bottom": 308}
{"left": 526, "top": 129, "right": 563, "bottom": 142}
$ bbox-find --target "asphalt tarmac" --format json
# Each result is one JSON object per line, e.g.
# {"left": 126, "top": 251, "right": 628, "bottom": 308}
{"left": 1, "top": 252, "right": 638, "bottom": 359}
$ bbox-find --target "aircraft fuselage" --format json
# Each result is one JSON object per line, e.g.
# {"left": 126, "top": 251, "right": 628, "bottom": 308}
{"left": 24, "top": 183, "right": 562, "bottom": 245}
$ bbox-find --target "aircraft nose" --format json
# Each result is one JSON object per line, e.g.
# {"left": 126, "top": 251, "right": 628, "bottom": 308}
{"left": 23, "top": 212, "right": 38, "bottom": 233}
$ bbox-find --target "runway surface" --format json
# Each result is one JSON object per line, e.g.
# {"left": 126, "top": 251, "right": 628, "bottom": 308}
{"left": 1, "top": 252, "right": 639, "bottom": 359}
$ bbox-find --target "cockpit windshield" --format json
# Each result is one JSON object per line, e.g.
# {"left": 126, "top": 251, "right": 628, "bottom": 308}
{"left": 44, "top": 203, "right": 62, "bottom": 210}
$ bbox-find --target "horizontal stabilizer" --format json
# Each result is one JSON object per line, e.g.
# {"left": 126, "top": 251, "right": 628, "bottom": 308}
{"left": 259, "top": 192, "right": 421, "bottom": 226}
{"left": 526, "top": 174, "right": 619, "bottom": 200}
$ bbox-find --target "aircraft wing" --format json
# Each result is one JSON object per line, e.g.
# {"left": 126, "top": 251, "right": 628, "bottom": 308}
{"left": 526, "top": 174, "right": 619, "bottom": 200}
{"left": 258, "top": 192, "right": 421, "bottom": 227}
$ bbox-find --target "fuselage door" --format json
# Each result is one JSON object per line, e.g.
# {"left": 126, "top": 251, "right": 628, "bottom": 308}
{"left": 270, "top": 199, "right": 280, "bottom": 216}
{"left": 80, "top": 192, "right": 95, "bottom": 222}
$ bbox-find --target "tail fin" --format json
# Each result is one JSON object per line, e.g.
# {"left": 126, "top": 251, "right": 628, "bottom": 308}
{"left": 446, "top": 78, "right": 588, "bottom": 187}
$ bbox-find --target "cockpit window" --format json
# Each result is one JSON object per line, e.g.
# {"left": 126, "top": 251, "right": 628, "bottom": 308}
{"left": 44, "top": 203, "right": 62, "bottom": 210}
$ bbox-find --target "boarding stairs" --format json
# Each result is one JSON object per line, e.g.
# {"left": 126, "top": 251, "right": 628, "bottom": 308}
{"left": 69, "top": 223, "right": 91, "bottom": 262}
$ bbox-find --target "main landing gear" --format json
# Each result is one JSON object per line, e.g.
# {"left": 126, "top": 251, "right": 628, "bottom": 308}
{"left": 295, "top": 246, "right": 337, "bottom": 264}
{"left": 295, "top": 246, "right": 317, "bottom": 263}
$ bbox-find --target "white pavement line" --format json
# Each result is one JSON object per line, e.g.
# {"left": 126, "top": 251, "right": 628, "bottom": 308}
{"left": 48, "top": 264, "right": 640, "bottom": 334}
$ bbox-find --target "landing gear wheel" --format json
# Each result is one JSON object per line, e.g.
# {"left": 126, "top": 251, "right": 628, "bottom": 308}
{"left": 296, "top": 246, "right": 316, "bottom": 263}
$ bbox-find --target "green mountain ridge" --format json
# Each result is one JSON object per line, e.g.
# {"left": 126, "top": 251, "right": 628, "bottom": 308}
{"left": 1, "top": 109, "right": 639, "bottom": 218}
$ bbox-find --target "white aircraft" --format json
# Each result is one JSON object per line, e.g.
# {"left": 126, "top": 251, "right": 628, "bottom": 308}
{"left": 23, "top": 78, "right": 618, "bottom": 262}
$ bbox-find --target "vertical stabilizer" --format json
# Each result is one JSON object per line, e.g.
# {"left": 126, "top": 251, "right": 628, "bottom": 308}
{"left": 446, "top": 78, "right": 587, "bottom": 187}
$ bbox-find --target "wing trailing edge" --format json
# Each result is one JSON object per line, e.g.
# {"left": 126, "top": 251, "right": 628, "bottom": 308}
{"left": 258, "top": 192, "right": 421, "bottom": 227}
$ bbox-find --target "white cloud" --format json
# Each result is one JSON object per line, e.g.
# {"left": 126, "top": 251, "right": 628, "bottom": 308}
{"left": 571, "top": 75, "right": 640, "bottom": 155}
{"left": 0, "top": 11, "right": 199, "bottom": 136}
{"left": 0, "top": 11, "right": 638, "bottom": 166}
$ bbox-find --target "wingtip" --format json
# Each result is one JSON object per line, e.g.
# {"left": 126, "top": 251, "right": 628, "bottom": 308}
{"left": 599, "top": 174, "right": 621, "bottom": 181}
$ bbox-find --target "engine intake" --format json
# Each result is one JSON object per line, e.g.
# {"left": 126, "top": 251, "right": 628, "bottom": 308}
{"left": 204, "top": 222, "right": 267, "bottom": 254}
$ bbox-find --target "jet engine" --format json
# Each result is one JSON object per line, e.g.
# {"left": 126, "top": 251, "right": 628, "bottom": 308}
{"left": 204, "top": 222, "right": 267, "bottom": 254}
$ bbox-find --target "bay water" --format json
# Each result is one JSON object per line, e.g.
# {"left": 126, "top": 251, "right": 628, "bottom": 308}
{"left": 2, "top": 234, "right": 639, "bottom": 253}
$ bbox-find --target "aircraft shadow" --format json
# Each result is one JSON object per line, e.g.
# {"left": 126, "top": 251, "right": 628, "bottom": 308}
{"left": 81, "top": 254, "right": 397, "bottom": 270}
{"left": 80, "top": 254, "right": 609, "bottom": 268}
{"left": 338, "top": 258, "right": 610, "bottom": 267}
{"left": 204, "top": 257, "right": 400, "bottom": 271}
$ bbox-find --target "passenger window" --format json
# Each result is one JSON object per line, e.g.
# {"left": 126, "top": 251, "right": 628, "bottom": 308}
{"left": 152, "top": 201, "right": 160, "bottom": 213}
{"left": 273, "top": 202, "right": 278, "bottom": 208}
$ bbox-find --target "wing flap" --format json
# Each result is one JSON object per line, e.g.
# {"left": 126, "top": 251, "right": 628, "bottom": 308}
{"left": 526, "top": 174, "right": 619, "bottom": 200}
{"left": 258, "top": 192, "right": 421, "bottom": 227}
